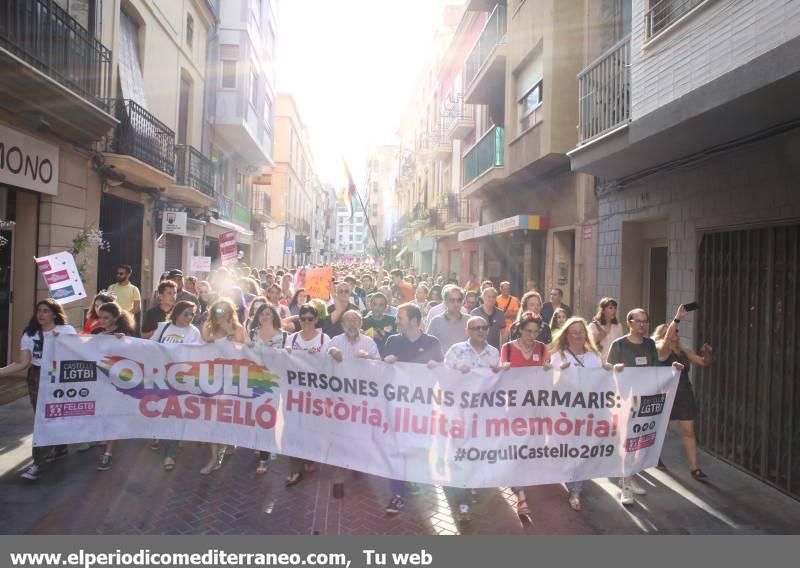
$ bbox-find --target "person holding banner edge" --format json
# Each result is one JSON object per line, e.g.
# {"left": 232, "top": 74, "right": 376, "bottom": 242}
{"left": 549, "top": 317, "right": 618, "bottom": 512}
{"left": 199, "top": 299, "right": 246, "bottom": 475}
{"left": 0, "top": 299, "right": 76, "bottom": 481}
{"left": 382, "top": 303, "right": 444, "bottom": 516}
{"left": 608, "top": 307, "right": 684, "bottom": 506}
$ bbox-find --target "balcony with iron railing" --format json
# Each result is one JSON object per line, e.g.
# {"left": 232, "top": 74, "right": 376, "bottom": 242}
{"left": 252, "top": 189, "right": 272, "bottom": 221}
{"left": 170, "top": 144, "right": 215, "bottom": 206}
{"left": 576, "top": 35, "right": 631, "bottom": 146}
{"left": 428, "top": 127, "right": 451, "bottom": 161}
{"left": 410, "top": 202, "right": 430, "bottom": 229}
{"left": 443, "top": 197, "right": 473, "bottom": 229}
{"left": 463, "top": 4, "right": 507, "bottom": 105}
{"left": 645, "top": 0, "right": 706, "bottom": 40}
{"left": 101, "top": 98, "right": 176, "bottom": 187}
{"left": 0, "top": 0, "right": 115, "bottom": 143}
{"left": 462, "top": 125, "right": 505, "bottom": 197}
{"left": 442, "top": 94, "right": 475, "bottom": 140}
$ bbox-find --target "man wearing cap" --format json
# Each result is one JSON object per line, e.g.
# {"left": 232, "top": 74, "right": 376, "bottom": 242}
{"left": 168, "top": 269, "right": 198, "bottom": 304}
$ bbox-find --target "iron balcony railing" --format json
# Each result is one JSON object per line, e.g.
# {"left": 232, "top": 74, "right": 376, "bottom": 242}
{"left": 645, "top": 0, "right": 705, "bottom": 39}
{"left": 0, "top": 0, "right": 113, "bottom": 110}
{"left": 411, "top": 202, "right": 430, "bottom": 222}
{"left": 105, "top": 99, "right": 175, "bottom": 177}
{"left": 444, "top": 197, "right": 472, "bottom": 225}
{"left": 464, "top": 4, "right": 507, "bottom": 90}
{"left": 252, "top": 189, "right": 271, "bottom": 217}
{"left": 442, "top": 94, "right": 475, "bottom": 133}
{"left": 576, "top": 35, "right": 631, "bottom": 145}
{"left": 175, "top": 144, "right": 214, "bottom": 196}
{"left": 463, "top": 125, "right": 504, "bottom": 186}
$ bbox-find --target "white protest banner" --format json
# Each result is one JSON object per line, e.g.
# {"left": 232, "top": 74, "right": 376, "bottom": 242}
{"left": 35, "top": 251, "right": 87, "bottom": 305}
{"left": 190, "top": 256, "right": 211, "bottom": 272}
{"left": 35, "top": 336, "right": 678, "bottom": 488}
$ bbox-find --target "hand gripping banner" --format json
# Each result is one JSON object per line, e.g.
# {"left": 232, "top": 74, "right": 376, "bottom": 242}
{"left": 35, "top": 335, "right": 678, "bottom": 488}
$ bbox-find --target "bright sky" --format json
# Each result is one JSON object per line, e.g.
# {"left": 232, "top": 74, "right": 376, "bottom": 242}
{"left": 276, "top": 0, "right": 455, "bottom": 189}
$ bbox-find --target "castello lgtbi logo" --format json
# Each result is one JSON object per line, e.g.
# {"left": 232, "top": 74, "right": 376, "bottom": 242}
{"left": 96, "top": 357, "right": 280, "bottom": 428}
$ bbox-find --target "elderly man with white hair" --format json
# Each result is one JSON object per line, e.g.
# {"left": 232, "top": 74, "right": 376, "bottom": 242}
{"left": 441, "top": 315, "right": 503, "bottom": 524}
{"left": 326, "top": 309, "right": 380, "bottom": 500}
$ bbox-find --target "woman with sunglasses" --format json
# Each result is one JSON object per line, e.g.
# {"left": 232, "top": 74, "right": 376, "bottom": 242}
{"left": 499, "top": 311, "right": 550, "bottom": 516}
{"left": 199, "top": 299, "right": 246, "bottom": 475}
{"left": 550, "top": 317, "right": 616, "bottom": 512}
{"left": 249, "top": 303, "right": 288, "bottom": 474}
{"left": 91, "top": 302, "right": 136, "bottom": 472}
{"left": 285, "top": 304, "right": 331, "bottom": 486}
{"left": 151, "top": 301, "right": 203, "bottom": 471}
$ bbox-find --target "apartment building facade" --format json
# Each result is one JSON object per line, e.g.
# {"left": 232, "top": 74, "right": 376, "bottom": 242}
{"left": 0, "top": 0, "right": 278, "bottom": 369}
{"left": 335, "top": 203, "right": 368, "bottom": 259}
{"left": 438, "top": 0, "right": 597, "bottom": 313}
{"left": 568, "top": 0, "right": 800, "bottom": 498}
{"left": 260, "top": 93, "right": 317, "bottom": 268}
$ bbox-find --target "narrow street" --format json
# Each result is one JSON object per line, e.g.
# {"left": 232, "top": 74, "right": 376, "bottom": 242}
{"left": 2, "top": 398, "right": 798, "bottom": 535}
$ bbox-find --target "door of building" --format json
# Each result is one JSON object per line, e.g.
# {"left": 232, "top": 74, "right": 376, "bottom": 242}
{"left": 696, "top": 223, "right": 800, "bottom": 499}
{"left": 97, "top": 194, "right": 144, "bottom": 293}
{"left": 0, "top": 225, "right": 13, "bottom": 368}
{"left": 164, "top": 234, "right": 183, "bottom": 272}
{"left": 448, "top": 250, "right": 460, "bottom": 281}
{"left": 645, "top": 245, "right": 668, "bottom": 324}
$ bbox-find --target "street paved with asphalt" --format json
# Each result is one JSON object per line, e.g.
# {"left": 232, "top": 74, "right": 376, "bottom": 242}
{"left": 2, "top": 397, "right": 799, "bottom": 535}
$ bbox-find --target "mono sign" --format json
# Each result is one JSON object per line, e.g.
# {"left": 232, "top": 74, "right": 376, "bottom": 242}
{"left": 0, "top": 124, "right": 59, "bottom": 195}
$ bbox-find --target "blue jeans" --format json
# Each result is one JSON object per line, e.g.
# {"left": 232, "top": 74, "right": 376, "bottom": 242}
{"left": 389, "top": 479, "right": 407, "bottom": 497}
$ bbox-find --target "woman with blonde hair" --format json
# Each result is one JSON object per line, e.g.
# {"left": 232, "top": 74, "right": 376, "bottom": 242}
{"left": 652, "top": 322, "right": 713, "bottom": 480}
{"left": 588, "top": 297, "right": 624, "bottom": 362}
{"left": 199, "top": 299, "right": 246, "bottom": 475}
{"left": 549, "top": 317, "right": 617, "bottom": 512}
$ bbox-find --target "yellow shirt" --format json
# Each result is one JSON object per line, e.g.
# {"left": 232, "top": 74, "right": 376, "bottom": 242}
{"left": 108, "top": 282, "right": 141, "bottom": 312}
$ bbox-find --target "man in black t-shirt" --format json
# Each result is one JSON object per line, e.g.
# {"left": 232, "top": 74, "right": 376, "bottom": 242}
{"left": 382, "top": 302, "right": 443, "bottom": 516}
{"left": 141, "top": 281, "right": 177, "bottom": 339}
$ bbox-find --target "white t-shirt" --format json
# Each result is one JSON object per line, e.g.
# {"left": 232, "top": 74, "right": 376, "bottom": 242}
{"left": 550, "top": 350, "right": 604, "bottom": 369}
{"left": 152, "top": 322, "right": 203, "bottom": 345}
{"left": 424, "top": 302, "right": 469, "bottom": 329}
{"left": 20, "top": 325, "right": 77, "bottom": 366}
{"left": 288, "top": 330, "right": 331, "bottom": 353}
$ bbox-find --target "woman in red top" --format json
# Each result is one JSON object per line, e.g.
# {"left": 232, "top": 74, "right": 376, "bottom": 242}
{"left": 82, "top": 292, "right": 115, "bottom": 335}
{"left": 501, "top": 312, "right": 549, "bottom": 367}
{"left": 500, "top": 312, "right": 550, "bottom": 517}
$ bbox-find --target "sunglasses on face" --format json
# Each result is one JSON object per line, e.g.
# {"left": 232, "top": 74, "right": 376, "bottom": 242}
{"left": 299, "top": 316, "right": 316, "bottom": 322}
{"left": 182, "top": 310, "right": 195, "bottom": 319}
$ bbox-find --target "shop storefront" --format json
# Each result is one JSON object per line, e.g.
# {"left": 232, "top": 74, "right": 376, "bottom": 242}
{"left": 459, "top": 215, "right": 549, "bottom": 293}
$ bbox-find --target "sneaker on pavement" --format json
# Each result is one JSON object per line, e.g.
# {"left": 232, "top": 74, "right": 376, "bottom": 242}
{"left": 163, "top": 456, "right": 176, "bottom": 471}
{"left": 150, "top": 440, "right": 160, "bottom": 451}
{"left": 458, "top": 503, "right": 472, "bottom": 523}
{"left": 385, "top": 495, "right": 405, "bottom": 515}
{"left": 21, "top": 464, "right": 40, "bottom": 481}
{"left": 629, "top": 477, "right": 647, "bottom": 495}
{"left": 96, "top": 453, "right": 113, "bottom": 471}
{"left": 619, "top": 485, "right": 635, "bottom": 506}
